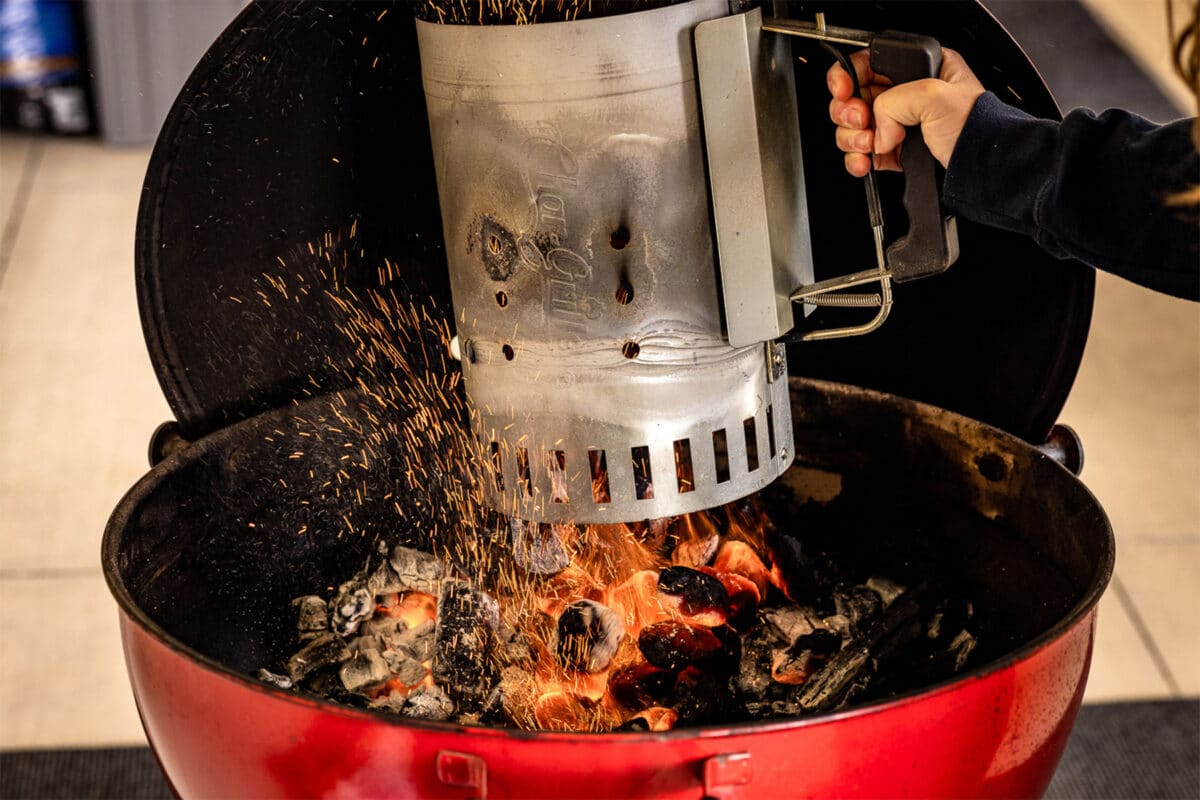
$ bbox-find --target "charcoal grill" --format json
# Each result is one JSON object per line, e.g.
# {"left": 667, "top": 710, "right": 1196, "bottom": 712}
{"left": 107, "top": 1, "right": 1109, "bottom": 798}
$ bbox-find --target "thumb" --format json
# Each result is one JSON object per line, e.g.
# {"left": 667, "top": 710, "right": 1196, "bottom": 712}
{"left": 872, "top": 78, "right": 941, "bottom": 155}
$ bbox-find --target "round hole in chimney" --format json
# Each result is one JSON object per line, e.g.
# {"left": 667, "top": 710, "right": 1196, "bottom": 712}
{"left": 610, "top": 225, "right": 630, "bottom": 250}
{"left": 502, "top": 344, "right": 515, "bottom": 361}
{"left": 622, "top": 341, "right": 640, "bottom": 359}
{"left": 495, "top": 290, "right": 508, "bottom": 308}
{"left": 615, "top": 276, "right": 634, "bottom": 305}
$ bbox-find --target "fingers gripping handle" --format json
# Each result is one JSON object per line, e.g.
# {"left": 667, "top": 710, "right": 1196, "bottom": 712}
{"left": 869, "top": 31, "right": 960, "bottom": 282}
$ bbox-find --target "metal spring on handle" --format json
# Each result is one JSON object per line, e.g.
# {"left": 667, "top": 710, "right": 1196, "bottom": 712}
{"left": 801, "top": 292, "right": 882, "bottom": 308}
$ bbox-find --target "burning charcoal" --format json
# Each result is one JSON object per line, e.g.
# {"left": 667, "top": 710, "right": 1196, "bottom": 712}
{"left": 292, "top": 595, "right": 329, "bottom": 634}
{"left": 821, "top": 613, "right": 851, "bottom": 640}
{"left": 793, "top": 586, "right": 925, "bottom": 713}
{"left": 606, "top": 570, "right": 672, "bottom": 637}
{"left": 257, "top": 669, "right": 293, "bottom": 690}
{"left": 394, "top": 618, "right": 437, "bottom": 662}
{"left": 533, "top": 690, "right": 582, "bottom": 732}
{"left": 496, "top": 622, "right": 535, "bottom": 668}
{"left": 433, "top": 580, "right": 500, "bottom": 704}
{"left": 369, "top": 692, "right": 407, "bottom": 715}
{"left": 609, "top": 662, "right": 677, "bottom": 710}
{"left": 771, "top": 628, "right": 841, "bottom": 685}
{"left": 657, "top": 566, "right": 728, "bottom": 627}
{"left": 384, "top": 591, "right": 438, "bottom": 630}
{"left": 671, "top": 514, "right": 720, "bottom": 567}
{"left": 510, "top": 519, "right": 573, "bottom": 575}
{"left": 366, "top": 560, "right": 404, "bottom": 597}
{"left": 629, "top": 706, "right": 678, "bottom": 732}
{"left": 305, "top": 670, "right": 370, "bottom": 710}
{"left": 766, "top": 536, "right": 838, "bottom": 607}
{"left": 387, "top": 545, "right": 444, "bottom": 594}
{"left": 359, "top": 615, "right": 407, "bottom": 643}
{"left": 735, "top": 625, "right": 778, "bottom": 698}
{"left": 945, "top": 629, "right": 977, "bottom": 671}
{"left": 708, "top": 624, "right": 743, "bottom": 674}
{"left": 865, "top": 576, "right": 905, "bottom": 607}
{"left": 833, "top": 586, "right": 883, "bottom": 633}
{"left": 669, "top": 668, "right": 734, "bottom": 726}
{"left": 926, "top": 596, "right": 973, "bottom": 642}
{"left": 498, "top": 665, "right": 539, "bottom": 723}
{"left": 638, "top": 621, "right": 723, "bottom": 670}
{"left": 864, "top": 600, "right": 977, "bottom": 694}
{"left": 286, "top": 632, "right": 351, "bottom": 682}
{"left": 346, "top": 633, "right": 384, "bottom": 653}
{"left": 339, "top": 649, "right": 390, "bottom": 694}
{"left": 713, "top": 540, "right": 771, "bottom": 599}
{"left": 761, "top": 605, "right": 821, "bottom": 643}
{"left": 474, "top": 684, "right": 507, "bottom": 724}
{"left": 556, "top": 599, "right": 625, "bottom": 673}
{"left": 388, "top": 652, "right": 430, "bottom": 687}
{"left": 535, "top": 563, "right": 604, "bottom": 617}
{"left": 617, "top": 716, "right": 651, "bottom": 732}
{"left": 629, "top": 516, "right": 675, "bottom": 557}
{"left": 329, "top": 579, "right": 373, "bottom": 636}
{"left": 533, "top": 691, "right": 619, "bottom": 732}
{"left": 709, "top": 570, "right": 761, "bottom": 625}
{"left": 402, "top": 686, "right": 456, "bottom": 721}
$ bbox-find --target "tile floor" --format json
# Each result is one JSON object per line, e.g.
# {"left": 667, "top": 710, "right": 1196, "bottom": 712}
{"left": 1, "top": 13, "right": 1198, "bottom": 754}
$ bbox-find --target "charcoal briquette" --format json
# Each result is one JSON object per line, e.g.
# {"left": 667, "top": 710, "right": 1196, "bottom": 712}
{"left": 403, "top": 686, "right": 456, "bottom": 721}
{"left": 339, "top": 649, "right": 391, "bottom": 694}
{"left": 433, "top": 580, "right": 499, "bottom": 704}
{"left": 556, "top": 599, "right": 625, "bottom": 673}
{"left": 256, "top": 669, "right": 293, "bottom": 690}
{"left": 657, "top": 566, "right": 729, "bottom": 623}
{"left": 637, "top": 620, "right": 723, "bottom": 670}
{"left": 388, "top": 545, "right": 444, "bottom": 594}
{"left": 609, "top": 662, "right": 676, "bottom": 710}
{"left": 329, "top": 580, "right": 373, "bottom": 636}
{"left": 292, "top": 595, "right": 329, "bottom": 633}
{"left": 286, "top": 632, "right": 351, "bottom": 682}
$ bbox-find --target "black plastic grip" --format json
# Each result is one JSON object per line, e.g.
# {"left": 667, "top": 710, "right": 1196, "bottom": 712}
{"left": 869, "top": 31, "right": 960, "bottom": 282}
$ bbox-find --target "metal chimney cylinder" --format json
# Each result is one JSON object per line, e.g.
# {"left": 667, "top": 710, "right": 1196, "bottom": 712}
{"left": 417, "top": 0, "right": 794, "bottom": 524}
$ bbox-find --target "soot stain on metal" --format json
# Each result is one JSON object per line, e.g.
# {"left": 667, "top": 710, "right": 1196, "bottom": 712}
{"left": 468, "top": 215, "right": 520, "bottom": 281}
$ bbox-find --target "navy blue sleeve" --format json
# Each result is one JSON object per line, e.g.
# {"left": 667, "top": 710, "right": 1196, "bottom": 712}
{"left": 943, "top": 91, "right": 1199, "bottom": 301}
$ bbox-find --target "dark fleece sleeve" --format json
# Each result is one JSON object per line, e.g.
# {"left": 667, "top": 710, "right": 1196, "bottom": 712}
{"left": 943, "top": 91, "right": 1199, "bottom": 301}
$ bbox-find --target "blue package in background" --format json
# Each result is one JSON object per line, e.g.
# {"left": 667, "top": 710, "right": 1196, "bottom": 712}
{"left": 0, "top": 0, "right": 93, "bottom": 133}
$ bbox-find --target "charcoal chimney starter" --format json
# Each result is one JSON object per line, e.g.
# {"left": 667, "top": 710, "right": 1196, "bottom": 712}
{"left": 417, "top": 0, "right": 800, "bottom": 524}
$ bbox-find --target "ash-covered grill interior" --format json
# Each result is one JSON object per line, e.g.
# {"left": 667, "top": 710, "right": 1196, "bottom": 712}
{"left": 108, "top": 379, "right": 1108, "bottom": 733}
{"left": 255, "top": 496, "right": 980, "bottom": 731}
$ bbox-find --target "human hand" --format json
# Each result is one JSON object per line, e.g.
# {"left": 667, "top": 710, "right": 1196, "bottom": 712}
{"left": 827, "top": 47, "right": 985, "bottom": 177}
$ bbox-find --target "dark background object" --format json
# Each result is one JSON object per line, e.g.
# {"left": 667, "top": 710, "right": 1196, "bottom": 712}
{"left": 0, "top": 0, "right": 94, "bottom": 134}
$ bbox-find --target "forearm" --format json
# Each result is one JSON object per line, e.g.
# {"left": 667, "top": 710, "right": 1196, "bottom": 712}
{"left": 943, "top": 92, "right": 1200, "bottom": 300}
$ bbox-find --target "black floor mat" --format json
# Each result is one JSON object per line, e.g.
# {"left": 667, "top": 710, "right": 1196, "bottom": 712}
{"left": 2, "top": 700, "right": 1196, "bottom": 799}
{"left": 1046, "top": 699, "right": 1200, "bottom": 800}
{"left": 0, "top": 747, "right": 170, "bottom": 800}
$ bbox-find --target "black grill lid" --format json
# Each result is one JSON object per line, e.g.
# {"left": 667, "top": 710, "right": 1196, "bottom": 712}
{"left": 136, "top": 0, "right": 1091, "bottom": 445}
